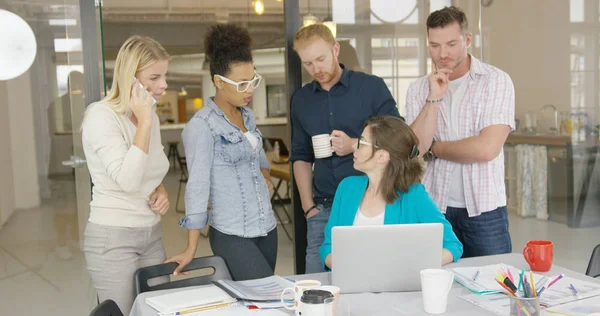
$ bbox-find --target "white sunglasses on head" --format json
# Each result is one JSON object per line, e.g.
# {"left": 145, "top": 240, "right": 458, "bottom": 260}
{"left": 215, "top": 73, "right": 262, "bottom": 92}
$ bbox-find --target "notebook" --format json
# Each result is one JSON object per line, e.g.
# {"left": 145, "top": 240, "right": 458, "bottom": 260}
{"left": 145, "top": 284, "right": 237, "bottom": 315}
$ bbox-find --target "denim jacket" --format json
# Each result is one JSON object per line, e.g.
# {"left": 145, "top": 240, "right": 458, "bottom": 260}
{"left": 179, "top": 98, "right": 276, "bottom": 238}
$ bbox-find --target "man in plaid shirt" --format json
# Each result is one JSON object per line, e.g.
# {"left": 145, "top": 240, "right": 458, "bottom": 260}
{"left": 406, "top": 6, "right": 515, "bottom": 258}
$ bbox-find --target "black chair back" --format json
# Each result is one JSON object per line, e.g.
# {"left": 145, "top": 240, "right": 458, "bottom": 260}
{"left": 586, "top": 244, "right": 600, "bottom": 278}
{"left": 134, "top": 255, "right": 232, "bottom": 295}
{"left": 89, "top": 299, "right": 123, "bottom": 316}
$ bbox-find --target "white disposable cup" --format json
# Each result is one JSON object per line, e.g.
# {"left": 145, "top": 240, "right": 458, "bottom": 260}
{"left": 420, "top": 269, "right": 454, "bottom": 314}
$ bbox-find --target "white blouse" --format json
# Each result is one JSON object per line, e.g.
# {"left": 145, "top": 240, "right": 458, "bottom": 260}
{"left": 353, "top": 208, "right": 385, "bottom": 226}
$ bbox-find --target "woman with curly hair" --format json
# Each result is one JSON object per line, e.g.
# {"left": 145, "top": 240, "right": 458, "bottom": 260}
{"left": 166, "top": 24, "right": 277, "bottom": 281}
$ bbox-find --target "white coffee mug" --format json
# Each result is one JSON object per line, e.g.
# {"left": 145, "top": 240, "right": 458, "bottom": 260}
{"left": 281, "top": 279, "right": 322, "bottom": 316}
{"left": 312, "top": 134, "right": 333, "bottom": 159}
{"left": 420, "top": 269, "right": 454, "bottom": 314}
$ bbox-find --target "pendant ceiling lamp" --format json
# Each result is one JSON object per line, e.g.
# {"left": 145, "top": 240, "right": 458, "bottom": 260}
{"left": 0, "top": 9, "right": 37, "bottom": 81}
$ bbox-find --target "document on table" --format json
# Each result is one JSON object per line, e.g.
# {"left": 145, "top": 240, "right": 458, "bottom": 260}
{"left": 545, "top": 296, "right": 600, "bottom": 316}
{"left": 460, "top": 279, "right": 600, "bottom": 316}
{"left": 538, "top": 276, "right": 600, "bottom": 307}
{"left": 451, "top": 263, "right": 600, "bottom": 307}
{"left": 460, "top": 293, "right": 510, "bottom": 316}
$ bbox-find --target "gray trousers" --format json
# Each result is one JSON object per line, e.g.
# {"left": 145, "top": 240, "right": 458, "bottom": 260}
{"left": 84, "top": 222, "right": 168, "bottom": 315}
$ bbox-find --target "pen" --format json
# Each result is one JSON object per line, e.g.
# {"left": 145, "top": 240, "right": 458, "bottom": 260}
{"left": 495, "top": 271, "right": 505, "bottom": 282}
{"left": 503, "top": 277, "right": 518, "bottom": 293}
{"left": 495, "top": 278, "right": 516, "bottom": 296}
{"left": 530, "top": 271, "right": 536, "bottom": 297}
{"left": 473, "top": 270, "right": 480, "bottom": 281}
{"left": 535, "top": 276, "right": 548, "bottom": 290}
{"left": 568, "top": 284, "right": 578, "bottom": 296}
{"left": 536, "top": 286, "right": 546, "bottom": 297}
{"left": 506, "top": 268, "right": 515, "bottom": 283}
{"left": 524, "top": 281, "right": 533, "bottom": 298}
{"left": 518, "top": 269, "right": 525, "bottom": 293}
{"left": 546, "top": 274, "right": 564, "bottom": 288}
{"left": 174, "top": 303, "right": 230, "bottom": 315}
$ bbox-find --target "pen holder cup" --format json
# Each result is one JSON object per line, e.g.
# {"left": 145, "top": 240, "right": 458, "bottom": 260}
{"left": 509, "top": 296, "right": 540, "bottom": 316}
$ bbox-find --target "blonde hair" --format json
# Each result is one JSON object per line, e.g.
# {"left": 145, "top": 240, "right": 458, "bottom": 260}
{"left": 293, "top": 24, "right": 336, "bottom": 51}
{"left": 103, "top": 36, "right": 169, "bottom": 116}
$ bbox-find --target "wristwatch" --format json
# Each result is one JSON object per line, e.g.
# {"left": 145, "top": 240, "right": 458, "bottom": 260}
{"left": 423, "top": 142, "right": 437, "bottom": 162}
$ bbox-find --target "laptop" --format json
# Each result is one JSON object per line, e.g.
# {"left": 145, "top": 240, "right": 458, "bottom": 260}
{"left": 331, "top": 223, "right": 443, "bottom": 293}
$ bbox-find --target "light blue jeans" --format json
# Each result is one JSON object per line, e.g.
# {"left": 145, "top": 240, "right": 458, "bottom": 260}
{"left": 305, "top": 204, "right": 331, "bottom": 273}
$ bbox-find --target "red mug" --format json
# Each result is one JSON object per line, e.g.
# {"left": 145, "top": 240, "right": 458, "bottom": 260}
{"left": 523, "top": 240, "right": 553, "bottom": 272}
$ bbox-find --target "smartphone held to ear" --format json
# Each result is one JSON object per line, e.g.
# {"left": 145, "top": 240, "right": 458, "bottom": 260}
{"left": 133, "top": 77, "right": 157, "bottom": 107}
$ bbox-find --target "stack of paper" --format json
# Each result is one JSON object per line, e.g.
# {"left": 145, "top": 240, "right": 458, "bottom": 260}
{"left": 214, "top": 275, "right": 294, "bottom": 302}
{"left": 145, "top": 284, "right": 237, "bottom": 315}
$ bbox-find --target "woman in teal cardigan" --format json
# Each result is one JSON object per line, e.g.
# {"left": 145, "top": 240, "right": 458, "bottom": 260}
{"left": 320, "top": 116, "right": 463, "bottom": 270}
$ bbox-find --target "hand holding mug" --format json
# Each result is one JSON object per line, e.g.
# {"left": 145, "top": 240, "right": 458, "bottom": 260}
{"left": 330, "top": 130, "right": 355, "bottom": 157}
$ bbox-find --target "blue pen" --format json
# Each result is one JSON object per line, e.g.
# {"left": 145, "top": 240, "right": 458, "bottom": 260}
{"left": 536, "top": 285, "right": 546, "bottom": 297}
{"left": 472, "top": 270, "right": 480, "bottom": 281}
{"left": 569, "top": 284, "right": 578, "bottom": 296}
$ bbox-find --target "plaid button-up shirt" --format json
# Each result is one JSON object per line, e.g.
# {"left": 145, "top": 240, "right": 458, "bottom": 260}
{"left": 405, "top": 55, "right": 515, "bottom": 216}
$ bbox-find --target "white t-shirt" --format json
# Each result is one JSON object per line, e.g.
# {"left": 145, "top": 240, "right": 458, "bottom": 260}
{"left": 446, "top": 72, "right": 470, "bottom": 208}
{"left": 82, "top": 102, "right": 170, "bottom": 227}
{"left": 353, "top": 208, "right": 385, "bottom": 226}
{"left": 244, "top": 131, "right": 259, "bottom": 150}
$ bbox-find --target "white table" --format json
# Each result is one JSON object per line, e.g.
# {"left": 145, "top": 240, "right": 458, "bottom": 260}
{"left": 130, "top": 253, "right": 600, "bottom": 316}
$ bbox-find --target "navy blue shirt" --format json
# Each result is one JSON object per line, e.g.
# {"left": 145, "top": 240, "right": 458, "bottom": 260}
{"left": 290, "top": 65, "right": 401, "bottom": 199}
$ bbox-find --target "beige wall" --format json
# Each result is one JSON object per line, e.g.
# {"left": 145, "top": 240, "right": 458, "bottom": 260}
{"left": 455, "top": 0, "right": 572, "bottom": 126}
{"left": 0, "top": 69, "right": 42, "bottom": 225}
{"left": 0, "top": 80, "right": 16, "bottom": 227}
{"left": 481, "top": 0, "right": 571, "bottom": 123}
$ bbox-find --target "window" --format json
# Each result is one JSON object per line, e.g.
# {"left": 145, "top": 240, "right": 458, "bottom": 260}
{"left": 267, "top": 85, "right": 287, "bottom": 118}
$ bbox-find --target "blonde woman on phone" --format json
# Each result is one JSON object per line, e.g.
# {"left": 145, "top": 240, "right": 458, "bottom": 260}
{"left": 81, "top": 36, "right": 170, "bottom": 315}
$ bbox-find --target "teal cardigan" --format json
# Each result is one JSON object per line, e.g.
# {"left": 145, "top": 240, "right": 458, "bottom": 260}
{"left": 319, "top": 176, "right": 463, "bottom": 269}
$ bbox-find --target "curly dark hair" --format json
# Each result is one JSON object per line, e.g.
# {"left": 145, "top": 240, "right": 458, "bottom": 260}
{"left": 204, "top": 23, "right": 253, "bottom": 81}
